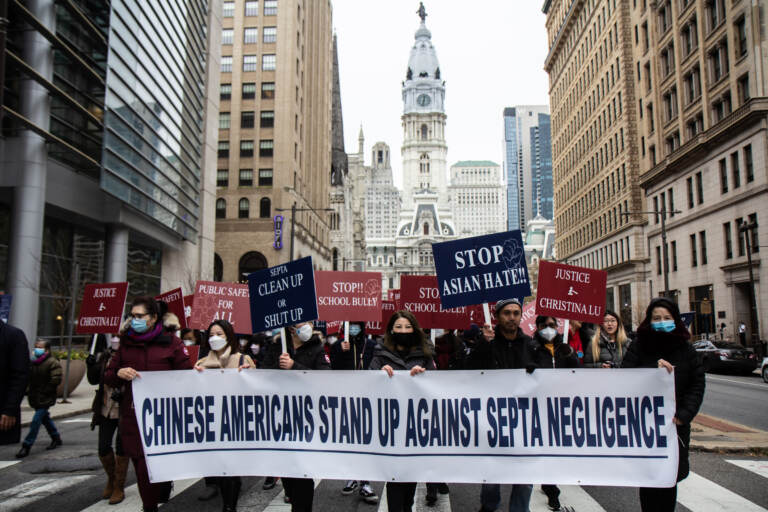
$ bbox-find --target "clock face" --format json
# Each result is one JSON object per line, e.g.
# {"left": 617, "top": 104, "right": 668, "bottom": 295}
{"left": 417, "top": 94, "right": 431, "bottom": 107}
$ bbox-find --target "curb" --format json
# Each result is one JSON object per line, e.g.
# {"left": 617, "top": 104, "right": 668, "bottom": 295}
{"left": 21, "top": 409, "right": 92, "bottom": 428}
{"left": 690, "top": 444, "right": 768, "bottom": 455}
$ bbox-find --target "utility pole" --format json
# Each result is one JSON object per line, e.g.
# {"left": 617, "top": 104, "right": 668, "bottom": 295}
{"left": 622, "top": 207, "right": 681, "bottom": 298}
{"left": 739, "top": 219, "right": 760, "bottom": 349}
{"left": 276, "top": 202, "right": 333, "bottom": 261}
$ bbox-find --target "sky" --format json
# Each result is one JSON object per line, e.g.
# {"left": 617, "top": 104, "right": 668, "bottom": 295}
{"left": 332, "top": 0, "right": 551, "bottom": 188}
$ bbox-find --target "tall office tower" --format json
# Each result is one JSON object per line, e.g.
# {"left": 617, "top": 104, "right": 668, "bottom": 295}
{"left": 544, "top": 0, "right": 647, "bottom": 329}
{"left": 531, "top": 113, "right": 553, "bottom": 221}
{"left": 448, "top": 161, "right": 506, "bottom": 236}
{"left": 635, "top": 0, "right": 768, "bottom": 341}
{"left": 215, "top": 0, "right": 334, "bottom": 282}
{"left": 502, "top": 105, "right": 551, "bottom": 232}
{"left": 0, "top": 0, "right": 221, "bottom": 344}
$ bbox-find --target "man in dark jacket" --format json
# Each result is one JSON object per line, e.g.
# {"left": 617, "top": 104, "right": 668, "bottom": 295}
{"left": 467, "top": 298, "right": 537, "bottom": 512}
{"left": 330, "top": 322, "right": 366, "bottom": 370}
{"left": 0, "top": 322, "right": 30, "bottom": 446}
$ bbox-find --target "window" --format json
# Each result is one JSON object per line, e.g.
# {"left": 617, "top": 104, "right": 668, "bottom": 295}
{"left": 723, "top": 222, "right": 733, "bottom": 259}
{"left": 421, "top": 124, "right": 428, "bottom": 140}
{"left": 260, "top": 110, "right": 275, "bottom": 128}
{"left": 261, "top": 82, "right": 275, "bottom": 99}
{"left": 668, "top": 187, "right": 675, "bottom": 216}
{"left": 263, "top": 27, "right": 277, "bottom": 43}
{"left": 683, "top": 66, "right": 701, "bottom": 104}
{"left": 731, "top": 152, "right": 740, "bottom": 188}
{"left": 222, "top": 28, "right": 233, "bottom": 45}
{"left": 686, "top": 114, "right": 703, "bottom": 139}
{"left": 223, "top": 1, "right": 234, "bottom": 17}
{"left": 216, "top": 198, "right": 226, "bottom": 218}
{"left": 695, "top": 171, "right": 703, "bottom": 204}
{"left": 644, "top": 62, "right": 652, "bottom": 91}
{"left": 711, "top": 91, "right": 731, "bottom": 123}
{"left": 686, "top": 176, "right": 694, "bottom": 208}
{"left": 738, "top": 73, "right": 750, "bottom": 104}
{"left": 259, "top": 140, "right": 274, "bottom": 157}
{"left": 647, "top": 102, "right": 654, "bottom": 131}
{"left": 221, "top": 56, "right": 232, "bottom": 73}
{"left": 245, "top": 0, "right": 259, "bottom": 16}
{"left": 238, "top": 198, "right": 249, "bottom": 219}
{"left": 239, "top": 169, "right": 253, "bottom": 187}
{"left": 665, "top": 132, "right": 680, "bottom": 154}
{"left": 671, "top": 241, "right": 678, "bottom": 271}
{"left": 653, "top": 197, "right": 659, "bottom": 223}
{"left": 699, "top": 231, "right": 708, "bottom": 264}
{"left": 264, "top": 0, "right": 277, "bottom": 16}
{"left": 736, "top": 216, "right": 745, "bottom": 256}
{"left": 663, "top": 87, "right": 678, "bottom": 121}
{"left": 744, "top": 144, "right": 754, "bottom": 182}
{"left": 681, "top": 17, "right": 698, "bottom": 56}
{"left": 244, "top": 28, "right": 258, "bottom": 44}
{"left": 706, "top": 0, "right": 725, "bottom": 32}
{"left": 237, "top": 111, "right": 253, "bottom": 129}
{"left": 690, "top": 233, "right": 698, "bottom": 267}
{"left": 719, "top": 158, "right": 728, "bottom": 193}
{"left": 258, "top": 169, "right": 273, "bottom": 187}
{"left": 649, "top": 144, "right": 657, "bottom": 165}
{"left": 220, "top": 83, "right": 231, "bottom": 101}
{"left": 260, "top": 198, "right": 271, "bottom": 218}
{"left": 216, "top": 169, "right": 228, "bottom": 187}
{"left": 748, "top": 213, "right": 759, "bottom": 253}
{"left": 709, "top": 40, "right": 728, "bottom": 83}
{"left": 240, "top": 140, "right": 254, "bottom": 157}
{"left": 658, "top": 2, "right": 672, "bottom": 34}
{"left": 656, "top": 246, "right": 662, "bottom": 275}
{"left": 242, "top": 83, "right": 256, "bottom": 99}
{"left": 218, "top": 141, "right": 229, "bottom": 159}
{"left": 243, "top": 55, "right": 258, "bottom": 72}
{"left": 219, "top": 112, "right": 230, "bottom": 130}
{"left": 661, "top": 43, "right": 675, "bottom": 77}
{"left": 735, "top": 16, "right": 747, "bottom": 57}
{"left": 262, "top": 54, "right": 276, "bottom": 71}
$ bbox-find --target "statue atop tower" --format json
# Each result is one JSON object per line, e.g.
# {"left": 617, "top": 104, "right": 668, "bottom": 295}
{"left": 417, "top": 2, "right": 427, "bottom": 23}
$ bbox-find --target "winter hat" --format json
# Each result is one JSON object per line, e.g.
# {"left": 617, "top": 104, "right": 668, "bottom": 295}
{"left": 495, "top": 298, "right": 522, "bottom": 315}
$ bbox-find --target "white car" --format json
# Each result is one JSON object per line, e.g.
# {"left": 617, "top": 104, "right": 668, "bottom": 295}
{"left": 762, "top": 357, "right": 768, "bottom": 383}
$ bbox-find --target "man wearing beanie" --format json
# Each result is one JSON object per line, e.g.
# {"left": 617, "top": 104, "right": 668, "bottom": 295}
{"left": 466, "top": 298, "right": 537, "bottom": 512}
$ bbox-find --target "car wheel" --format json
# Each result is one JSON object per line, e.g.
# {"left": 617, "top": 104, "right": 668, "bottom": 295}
{"left": 763, "top": 366, "right": 768, "bottom": 383}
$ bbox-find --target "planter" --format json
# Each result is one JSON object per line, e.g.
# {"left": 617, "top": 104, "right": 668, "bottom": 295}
{"left": 56, "top": 359, "right": 87, "bottom": 397}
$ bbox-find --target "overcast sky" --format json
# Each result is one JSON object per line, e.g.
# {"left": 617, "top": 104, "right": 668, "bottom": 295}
{"left": 332, "top": 0, "right": 551, "bottom": 188}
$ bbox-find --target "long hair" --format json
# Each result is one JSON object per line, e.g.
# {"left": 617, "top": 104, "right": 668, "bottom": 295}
{"left": 206, "top": 319, "right": 239, "bottom": 353}
{"left": 383, "top": 310, "right": 431, "bottom": 357}
{"left": 590, "top": 310, "right": 627, "bottom": 361}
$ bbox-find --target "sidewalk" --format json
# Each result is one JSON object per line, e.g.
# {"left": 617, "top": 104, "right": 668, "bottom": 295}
{"left": 691, "top": 413, "right": 768, "bottom": 454}
{"left": 21, "top": 382, "right": 97, "bottom": 427}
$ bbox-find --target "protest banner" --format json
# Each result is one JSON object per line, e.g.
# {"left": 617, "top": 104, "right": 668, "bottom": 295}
{"left": 536, "top": 261, "right": 607, "bottom": 324}
{"left": 387, "top": 289, "right": 401, "bottom": 309}
{"left": 0, "top": 294, "right": 12, "bottom": 323}
{"left": 518, "top": 302, "right": 565, "bottom": 336}
{"left": 189, "top": 282, "right": 252, "bottom": 334}
{"left": 155, "top": 288, "right": 187, "bottom": 330}
{"left": 366, "top": 300, "right": 397, "bottom": 335}
{"left": 183, "top": 294, "right": 194, "bottom": 325}
{"left": 247, "top": 256, "right": 318, "bottom": 332}
{"left": 400, "top": 275, "right": 469, "bottom": 329}
{"left": 315, "top": 271, "right": 382, "bottom": 322}
{"left": 133, "top": 368, "right": 678, "bottom": 487}
{"left": 77, "top": 282, "right": 129, "bottom": 334}
{"left": 325, "top": 320, "right": 343, "bottom": 336}
{"left": 432, "top": 230, "right": 531, "bottom": 309}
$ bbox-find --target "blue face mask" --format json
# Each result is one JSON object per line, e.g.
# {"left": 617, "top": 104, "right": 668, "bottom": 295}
{"left": 349, "top": 325, "right": 361, "bottom": 336}
{"left": 131, "top": 318, "right": 149, "bottom": 333}
{"left": 33, "top": 348, "right": 45, "bottom": 358}
{"left": 651, "top": 320, "right": 676, "bottom": 333}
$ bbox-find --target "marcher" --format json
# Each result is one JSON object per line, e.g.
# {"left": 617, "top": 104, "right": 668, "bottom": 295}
{"left": 16, "top": 339, "right": 62, "bottom": 458}
{"left": 0, "top": 321, "right": 30, "bottom": 446}
{"left": 566, "top": 319, "right": 585, "bottom": 366}
{"left": 370, "top": 310, "right": 435, "bottom": 512}
{"left": 466, "top": 299, "right": 536, "bottom": 512}
{"left": 86, "top": 334, "right": 128, "bottom": 504}
{"left": 104, "top": 297, "right": 192, "bottom": 512}
{"left": 584, "top": 311, "right": 629, "bottom": 368}
{"left": 277, "top": 321, "right": 331, "bottom": 512}
{"left": 194, "top": 319, "right": 255, "bottom": 511}
{"left": 622, "top": 297, "right": 705, "bottom": 512}
{"left": 180, "top": 328, "right": 201, "bottom": 346}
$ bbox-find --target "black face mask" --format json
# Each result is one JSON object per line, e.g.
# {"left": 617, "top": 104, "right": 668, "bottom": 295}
{"left": 391, "top": 332, "right": 417, "bottom": 348}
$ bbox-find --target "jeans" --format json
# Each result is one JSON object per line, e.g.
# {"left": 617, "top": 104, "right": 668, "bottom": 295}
{"left": 480, "top": 483, "right": 533, "bottom": 512}
{"left": 23, "top": 408, "right": 58, "bottom": 446}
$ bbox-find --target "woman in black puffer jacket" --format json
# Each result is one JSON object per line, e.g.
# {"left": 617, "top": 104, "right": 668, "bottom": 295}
{"left": 622, "top": 297, "right": 705, "bottom": 512}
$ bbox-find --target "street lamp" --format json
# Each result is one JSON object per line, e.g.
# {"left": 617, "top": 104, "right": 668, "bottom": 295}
{"left": 738, "top": 219, "right": 760, "bottom": 348}
{"left": 622, "top": 207, "right": 681, "bottom": 298}
{"left": 275, "top": 202, "right": 334, "bottom": 261}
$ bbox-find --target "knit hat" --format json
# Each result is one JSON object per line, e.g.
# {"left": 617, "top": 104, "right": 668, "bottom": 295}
{"left": 495, "top": 298, "right": 522, "bottom": 314}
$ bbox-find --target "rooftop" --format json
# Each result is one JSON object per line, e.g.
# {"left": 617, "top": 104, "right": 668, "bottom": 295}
{"left": 452, "top": 160, "right": 499, "bottom": 167}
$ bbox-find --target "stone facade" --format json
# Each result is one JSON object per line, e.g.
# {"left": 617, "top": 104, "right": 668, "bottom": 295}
{"left": 448, "top": 161, "right": 506, "bottom": 237}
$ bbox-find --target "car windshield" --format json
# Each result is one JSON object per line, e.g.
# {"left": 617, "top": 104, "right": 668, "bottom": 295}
{"left": 712, "top": 341, "right": 744, "bottom": 349}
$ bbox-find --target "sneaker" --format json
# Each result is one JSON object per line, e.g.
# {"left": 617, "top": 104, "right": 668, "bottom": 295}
{"left": 262, "top": 477, "right": 278, "bottom": 490}
{"left": 547, "top": 495, "right": 561, "bottom": 511}
{"left": 341, "top": 480, "right": 358, "bottom": 495}
{"left": 283, "top": 495, "right": 291, "bottom": 503}
{"left": 359, "top": 483, "right": 379, "bottom": 504}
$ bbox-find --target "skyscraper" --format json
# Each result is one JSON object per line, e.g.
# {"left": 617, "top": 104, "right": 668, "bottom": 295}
{"left": 448, "top": 161, "right": 506, "bottom": 236}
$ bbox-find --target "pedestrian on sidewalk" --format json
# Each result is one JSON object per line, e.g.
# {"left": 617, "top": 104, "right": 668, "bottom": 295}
{"left": 104, "top": 296, "right": 192, "bottom": 512}
{"left": 86, "top": 334, "right": 129, "bottom": 504}
{"left": 16, "top": 339, "right": 62, "bottom": 458}
{"left": 0, "top": 321, "right": 30, "bottom": 446}
{"left": 622, "top": 297, "right": 705, "bottom": 512}
{"left": 584, "top": 311, "right": 629, "bottom": 368}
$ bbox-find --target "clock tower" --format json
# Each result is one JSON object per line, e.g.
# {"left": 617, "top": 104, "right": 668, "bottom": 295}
{"left": 401, "top": 11, "right": 447, "bottom": 209}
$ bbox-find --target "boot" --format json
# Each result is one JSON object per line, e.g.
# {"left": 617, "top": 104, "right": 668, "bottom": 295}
{"left": 109, "top": 455, "right": 129, "bottom": 504}
{"left": 46, "top": 436, "right": 62, "bottom": 450}
{"left": 15, "top": 444, "right": 30, "bottom": 459}
{"left": 98, "top": 452, "right": 116, "bottom": 499}
{"left": 220, "top": 478, "right": 241, "bottom": 512}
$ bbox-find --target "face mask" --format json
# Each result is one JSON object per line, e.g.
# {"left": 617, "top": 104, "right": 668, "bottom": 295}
{"left": 110, "top": 337, "right": 120, "bottom": 350}
{"left": 239, "top": 339, "right": 248, "bottom": 347}
{"left": 651, "top": 320, "right": 676, "bottom": 333}
{"left": 183, "top": 339, "right": 196, "bottom": 346}
{"left": 432, "top": 329, "right": 445, "bottom": 337}
{"left": 33, "top": 348, "right": 45, "bottom": 358}
{"left": 131, "top": 318, "right": 149, "bottom": 333}
{"left": 539, "top": 327, "right": 557, "bottom": 342}
{"left": 297, "top": 324, "right": 313, "bottom": 342}
{"left": 208, "top": 335, "right": 227, "bottom": 351}
{"left": 348, "top": 324, "right": 361, "bottom": 336}
{"left": 271, "top": 329, "right": 281, "bottom": 337}
{"left": 250, "top": 344, "right": 260, "bottom": 355}
{"left": 327, "top": 336, "right": 338, "bottom": 345}
{"left": 391, "top": 332, "right": 417, "bottom": 347}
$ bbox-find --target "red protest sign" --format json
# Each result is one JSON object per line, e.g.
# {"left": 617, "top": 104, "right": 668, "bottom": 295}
{"left": 535, "top": 261, "right": 607, "bottom": 324}
{"left": 155, "top": 288, "right": 187, "bottom": 330}
{"left": 184, "top": 345, "right": 200, "bottom": 363}
{"left": 77, "top": 282, "right": 129, "bottom": 334}
{"left": 189, "top": 281, "right": 252, "bottom": 334}
{"left": 387, "top": 289, "right": 401, "bottom": 309}
{"left": 366, "top": 300, "right": 397, "bottom": 335}
{"left": 518, "top": 301, "right": 565, "bottom": 336}
{"left": 325, "top": 320, "right": 343, "bottom": 335}
{"left": 400, "top": 275, "right": 469, "bottom": 329}
{"left": 183, "top": 294, "right": 194, "bottom": 325}
{"left": 315, "top": 271, "right": 382, "bottom": 322}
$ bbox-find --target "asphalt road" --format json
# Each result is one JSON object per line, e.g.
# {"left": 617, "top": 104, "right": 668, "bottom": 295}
{"left": 699, "top": 372, "right": 768, "bottom": 430}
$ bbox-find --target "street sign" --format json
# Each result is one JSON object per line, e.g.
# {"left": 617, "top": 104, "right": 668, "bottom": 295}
{"left": 314, "top": 271, "right": 382, "bottom": 322}
{"left": 536, "top": 261, "right": 607, "bottom": 324}
{"left": 77, "top": 282, "right": 129, "bottom": 334}
{"left": 189, "top": 282, "right": 252, "bottom": 334}
{"left": 247, "top": 256, "right": 318, "bottom": 332}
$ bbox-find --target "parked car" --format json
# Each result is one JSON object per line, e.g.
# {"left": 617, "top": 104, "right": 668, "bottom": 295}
{"left": 693, "top": 339, "right": 758, "bottom": 375}
{"left": 761, "top": 357, "right": 768, "bottom": 383}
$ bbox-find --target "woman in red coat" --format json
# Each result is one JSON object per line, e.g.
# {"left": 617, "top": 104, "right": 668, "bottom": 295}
{"left": 104, "top": 296, "right": 192, "bottom": 512}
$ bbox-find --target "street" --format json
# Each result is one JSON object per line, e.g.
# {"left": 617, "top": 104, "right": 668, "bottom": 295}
{"left": 699, "top": 372, "right": 768, "bottom": 431}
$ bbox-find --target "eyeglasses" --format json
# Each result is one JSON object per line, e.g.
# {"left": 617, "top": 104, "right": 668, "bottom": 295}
{"left": 130, "top": 313, "right": 149, "bottom": 320}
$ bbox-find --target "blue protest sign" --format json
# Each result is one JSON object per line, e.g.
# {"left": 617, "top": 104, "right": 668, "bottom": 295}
{"left": 432, "top": 230, "right": 531, "bottom": 309}
{"left": 0, "top": 294, "right": 11, "bottom": 323}
{"left": 247, "top": 256, "right": 318, "bottom": 332}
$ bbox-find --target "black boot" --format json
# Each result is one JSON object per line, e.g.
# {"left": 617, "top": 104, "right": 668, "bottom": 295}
{"left": 221, "top": 478, "right": 241, "bottom": 512}
{"left": 15, "top": 444, "right": 30, "bottom": 458}
{"left": 45, "top": 436, "right": 62, "bottom": 450}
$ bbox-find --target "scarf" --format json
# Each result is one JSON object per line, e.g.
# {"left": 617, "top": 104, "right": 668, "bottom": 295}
{"left": 32, "top": 352, "right": 49, "bottom": 365}
{"left": 200, "top": 346, "right": 233, "bottom": 368}
{"left": 125, "top": 323, "right": 163, "bottom": 343}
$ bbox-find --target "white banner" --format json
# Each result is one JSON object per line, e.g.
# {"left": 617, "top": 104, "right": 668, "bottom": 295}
{"left": 132, "top": 369, "right": 678, "bottom": 487}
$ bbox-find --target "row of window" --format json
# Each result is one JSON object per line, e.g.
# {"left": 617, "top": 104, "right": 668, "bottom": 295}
{"left": 222, "top": 27, "right": 276, "bottom": 45}
{"left": 216, "top": 197, "right": 271, "bottom": 219}
{"left": 219, "top": 110, "right": 274, "bottom": 129}
{"left": 221, "top": 82, "right": 274, "bottom": 100}
{"left": 222, "top": 0, "right": 276, "bottom": 18}
{"left": 221, "top": 54, "right": 276, "bottom": 72}
{"left": 218, "top": 139, "right": 273, "bottom": 158}
{"left": 217, "top": 168, "right": 273, "bottom": 187}
{"left": 573, "top": 236, "right": 632, "bottom": 271}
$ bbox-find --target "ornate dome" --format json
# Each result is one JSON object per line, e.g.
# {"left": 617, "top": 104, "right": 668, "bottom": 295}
{"left": 406, "top": 22, "right": 440, "bottom": 81}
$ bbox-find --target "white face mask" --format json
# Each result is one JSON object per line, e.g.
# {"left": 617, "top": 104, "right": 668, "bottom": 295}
{"left": 539, "top": 327, "right": 557, "bottom": 342}
{"left": 297, "top": 324, "right": 313, "bottom": 342}
{"left": 110, "top": 337, "right": 120, "bottom": 350}
{"left": 208, "top": 335, "right": 227, "bottom": 352}
{"left": 250, "top": 344, "right": 260, "bottom": 355}
{"left": 239, "top": 339, "right": 248, "bottom": 347}
{"left": 327, "top": 336, "right": 338, "bottom": 345}
{"left": 183, "top": 340, "right": 196, "bottom": 346}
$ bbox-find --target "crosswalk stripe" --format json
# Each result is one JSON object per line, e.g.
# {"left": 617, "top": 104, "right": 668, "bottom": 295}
{"left": 529, "top": 485, "right": 606, "bottom": 512}
{"left": 0, "top": 461, "right": 19, "bottom": 471}
{"left": 678, "top": 472, "right": 768, "bottom": 512}
{"left": 413, "top": 483, "right": 451, "bottom": 511}
{"left": 727, "top": 459, "right": 768, "bottom": 480}
{"left": 79, "top": 478, "right": 199, "bottom": 511}
{"left": 263, "top": 478, "right": 322, "bottom": 511}
{"left": 0, "top": 475, "right": 92, "bottom": 512}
